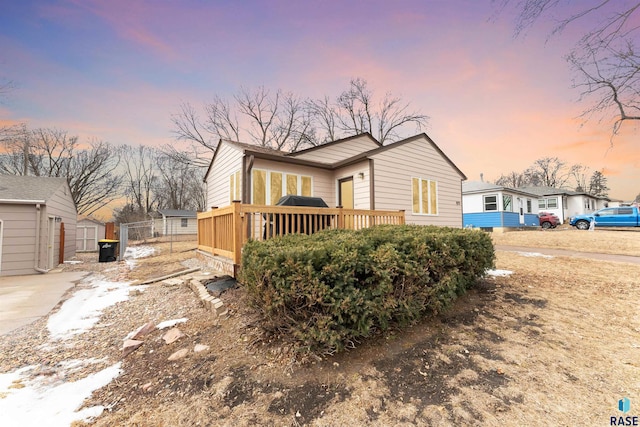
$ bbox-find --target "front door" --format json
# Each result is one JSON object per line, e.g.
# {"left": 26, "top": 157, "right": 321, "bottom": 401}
{"left": 48, "top": 217, "right": 55, "bottom": 269}
{"left": 339, "top": 177, "right": 354, "bottom": 209}
{"left": 339, "top": 177, "right": 354, "bottom": 229}
{"left": 518, "top": 198, "right": 525, "bottom": 225}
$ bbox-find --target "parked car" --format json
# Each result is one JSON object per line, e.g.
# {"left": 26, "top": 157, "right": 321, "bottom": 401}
{"left": 569, "top": 206, "right": 640, "bottom": 230}
{"left": 539, "top": 212, "right": 560, "bottom": 229}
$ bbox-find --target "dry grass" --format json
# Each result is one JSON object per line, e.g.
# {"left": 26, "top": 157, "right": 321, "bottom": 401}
{"left": 7, "top": 234, "right": 638, "bottom": 426}
{"left": 491, "top": 227, "right": 640, "bottom": 256}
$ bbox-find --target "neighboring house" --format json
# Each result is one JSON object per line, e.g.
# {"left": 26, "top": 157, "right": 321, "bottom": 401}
{"left": 462, "top": 181, "right": 540, "bottom": 230}
{"left": 153, "top": 209, "right": 197, "bottom": 235}
{"left": 0, "top": 175, "right": 77, "bottom": 277}
{"left": 519, "top": 186, "right": 609, "bottom": 224}
{"left": 76, "top": 217, "right": 106, "bottom": 252}
{"left": 203, "top": 133, "right": 467, "bottom": 227}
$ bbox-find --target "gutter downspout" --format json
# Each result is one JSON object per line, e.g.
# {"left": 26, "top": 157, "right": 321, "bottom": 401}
{"left": 34, "top": 204, "right": 50, "bottom": 274}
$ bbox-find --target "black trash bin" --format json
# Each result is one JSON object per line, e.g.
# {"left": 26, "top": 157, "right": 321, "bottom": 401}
{"left": 98, "top": 239, "right": 119, "bottom": 262}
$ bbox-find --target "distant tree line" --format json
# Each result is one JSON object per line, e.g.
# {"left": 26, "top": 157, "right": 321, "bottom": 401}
{"left": 1, "top": 78, "right": 431, "bottom": 222}
{"left": 493, "top": 157, "right": 609, "bottom": 197}
{"left": 0, "top": 124, "right": 205, "bottom": 221}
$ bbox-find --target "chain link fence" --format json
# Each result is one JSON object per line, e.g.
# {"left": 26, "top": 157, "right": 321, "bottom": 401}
{"left": 118, "top": 217, "right": 197, "bottom": 259}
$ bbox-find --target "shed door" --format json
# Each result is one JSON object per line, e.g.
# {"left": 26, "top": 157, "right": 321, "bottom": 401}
{"left": 77, "top": 226, "right": 98, "bottom": 251}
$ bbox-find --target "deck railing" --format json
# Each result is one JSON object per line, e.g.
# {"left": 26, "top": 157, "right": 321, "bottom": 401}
{"left": 197, "top": 201, "right": 405, "bottom": 266}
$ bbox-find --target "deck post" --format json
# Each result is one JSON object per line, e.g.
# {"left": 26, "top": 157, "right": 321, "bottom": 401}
{"left": 336, "top": 206, "right": 344, "bottom": 229}
{"left": 210, "top": 207, "right": 217, "bottom": 253}
{"left": 399, "top": 210, "right": 405, "bottom": 225}
{"left": 232, "top": 201, "right": 242, "bottom": 265}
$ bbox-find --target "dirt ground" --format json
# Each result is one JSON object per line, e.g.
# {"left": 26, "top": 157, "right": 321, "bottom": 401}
{"left": 28, "top": 231, "right": 640, "bottom": 425}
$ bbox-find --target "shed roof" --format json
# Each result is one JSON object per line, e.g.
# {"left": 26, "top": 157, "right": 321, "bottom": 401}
{"left": 462, "top": 181, "right": 539, "bottom": 197}
{"left": 0, "top": 175, "right": 69, "bottom": 203}
{"left": 158, "top": 209, "right": 197, "bottom": 218}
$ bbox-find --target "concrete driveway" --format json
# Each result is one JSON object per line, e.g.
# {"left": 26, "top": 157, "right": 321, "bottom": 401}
{"left": 0, "top": 271, "right": 88, "bottom": 335}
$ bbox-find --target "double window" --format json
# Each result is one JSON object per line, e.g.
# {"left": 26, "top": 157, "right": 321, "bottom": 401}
{"left": 538, "top": 197, "right": 558, "bottom": 209}
{"left": 252, "top": 169, "right": 312, "bottom": 205}
{"left": 483, "top": 195, "right": 498, "bottom": 211}
{"left": 412, "top": 178, "right": 438, "bottom": 215}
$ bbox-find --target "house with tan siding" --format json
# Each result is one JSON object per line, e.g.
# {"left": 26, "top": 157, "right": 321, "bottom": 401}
{"left": 203, "top": 133, "right": 466, "bottom": 228}
{"left": 0, "top": 175, "right": 77, "bottom": 276}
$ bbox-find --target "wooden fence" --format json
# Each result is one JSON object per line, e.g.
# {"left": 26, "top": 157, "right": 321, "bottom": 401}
{"left": 197, "top": 201, "right": 405, "bottom": 266}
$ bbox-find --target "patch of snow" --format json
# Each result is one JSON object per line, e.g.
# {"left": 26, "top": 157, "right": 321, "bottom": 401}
{"left": 485, "top": 269, "right": 513, "bottom": 277}
{"left": 156, "top": 318, "right": 188, "bottom": 330}
{"left": 63, "top": 260, "right": 83, "bottom": 264}
{"left": 47, "top": 278, "right": 132, "bottom": 340}
{"left": 0, "top": 362, "right": 122, "bottom": 427}
{"left": 123, "top": 245, "right": 155, "bottom": 270}
{"left": 517, "top": 251, "right": 554, "bottom": 259}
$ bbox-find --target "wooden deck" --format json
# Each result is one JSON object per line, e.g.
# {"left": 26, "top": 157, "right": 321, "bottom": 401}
{"left": 197, "top": 201, "right": 405, "bottom": 269}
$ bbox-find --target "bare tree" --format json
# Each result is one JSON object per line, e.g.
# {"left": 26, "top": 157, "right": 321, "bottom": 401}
{"left": 172, "top": 87, "right": 313, "bottom": 152}
{"left": 155, "top": 151, "right": 206, "bottom": 211}
{"left": 497, "top": 1, "right": 640, "bottom": 136}
{"left": 120, "top": 145, "right": 159, "bottom": 215}
{"left": 0, "top": 126, "right": 121, "bottom": 215}
{"left": 172, "top": 78, "right": 429, "bottom": 154}
{"left": 315, "top": 78, "right": 429, "bottom": 144}
{"left": 495, "top": 171, "right": 528, "bottom": 188}
{"left": 570, "top": 164, "right": 591, "bottom": 191}
{"left": 0, "top": 123, "right": 30, "bottom": 175}
{"left": 527, "top": 157, "right": 573, "bottom": 188}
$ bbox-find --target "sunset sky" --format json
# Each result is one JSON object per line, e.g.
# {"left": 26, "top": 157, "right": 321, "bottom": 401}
{"left": 1, "top": 0, "right": 638, "bottom": 202}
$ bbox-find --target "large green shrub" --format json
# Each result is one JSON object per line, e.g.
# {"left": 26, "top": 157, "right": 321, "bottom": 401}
{"left": 240, "top": 225, "right": 494, "bottom": 355}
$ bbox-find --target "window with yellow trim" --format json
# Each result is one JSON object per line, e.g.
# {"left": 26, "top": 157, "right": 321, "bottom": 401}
{"left": 286, "top": 174, "right": 297, "bottom": 195}
{"left": 229, "top": 170, "right": 241, "bottom": 203}
{"left": 270, "top": 172, "right": 283, "bottom": 205}
{"left": 301, "top": 176, "right": 312, "bottom": 197}
{"left": 252, "top": 169, "right": 312, "bottom": 205}
{"left": 252, "top": 170, "right": 267, "bottom": 205}
{"left": 411, "top": 177, "right": 438, "bottom": 215}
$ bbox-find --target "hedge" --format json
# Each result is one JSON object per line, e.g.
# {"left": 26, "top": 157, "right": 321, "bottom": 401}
{"left": 239, "top": 225, "right": 495, "bottom": 355}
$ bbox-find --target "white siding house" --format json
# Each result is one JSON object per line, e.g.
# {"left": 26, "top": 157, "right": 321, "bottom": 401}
{"left": 203, "top": 133, "right": 467, "bottom": 228}
{"left": 519, "top": 186, "right": 609, "bottom": 223}
{"left": 0, "top": 175, "right": 77, "bottom": 276}
{"left": 153, "top": 209, "right": 197, "bottom": 236}
{"left": 462, "top": 181, "right": 540, "bottom": 230}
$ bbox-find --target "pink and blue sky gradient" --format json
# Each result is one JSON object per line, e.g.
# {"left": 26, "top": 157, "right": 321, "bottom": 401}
{"left": 1, "top": 0, "right": 638, "bottom": 200}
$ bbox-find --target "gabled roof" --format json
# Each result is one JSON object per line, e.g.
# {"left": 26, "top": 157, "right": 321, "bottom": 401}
{"left": 78, "top": 216, "right": 105, "bottom": 225}
{"left": 204, "top": 133, "right": 466, "bottom": 180}
{"left": 0, "top": 175, "right": 69, "bottom": 204}
{"left": 341, "top": 133, "right": 467, "bottom": 180}
{"left": 286, "top": 133, "right": 381, "bottom": 157}
{"left": 158, "top": 209, "right": 197, "bottom": 218}
{"left": 463, "top": 181, "right": 539, "bottom": 197}
{"left": 519, "top": 186, "right": 609, "bottom": 200}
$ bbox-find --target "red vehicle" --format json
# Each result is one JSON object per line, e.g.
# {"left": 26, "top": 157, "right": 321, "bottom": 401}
{"left": 539, "top": 212, "right": 560, "bottom": 229}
